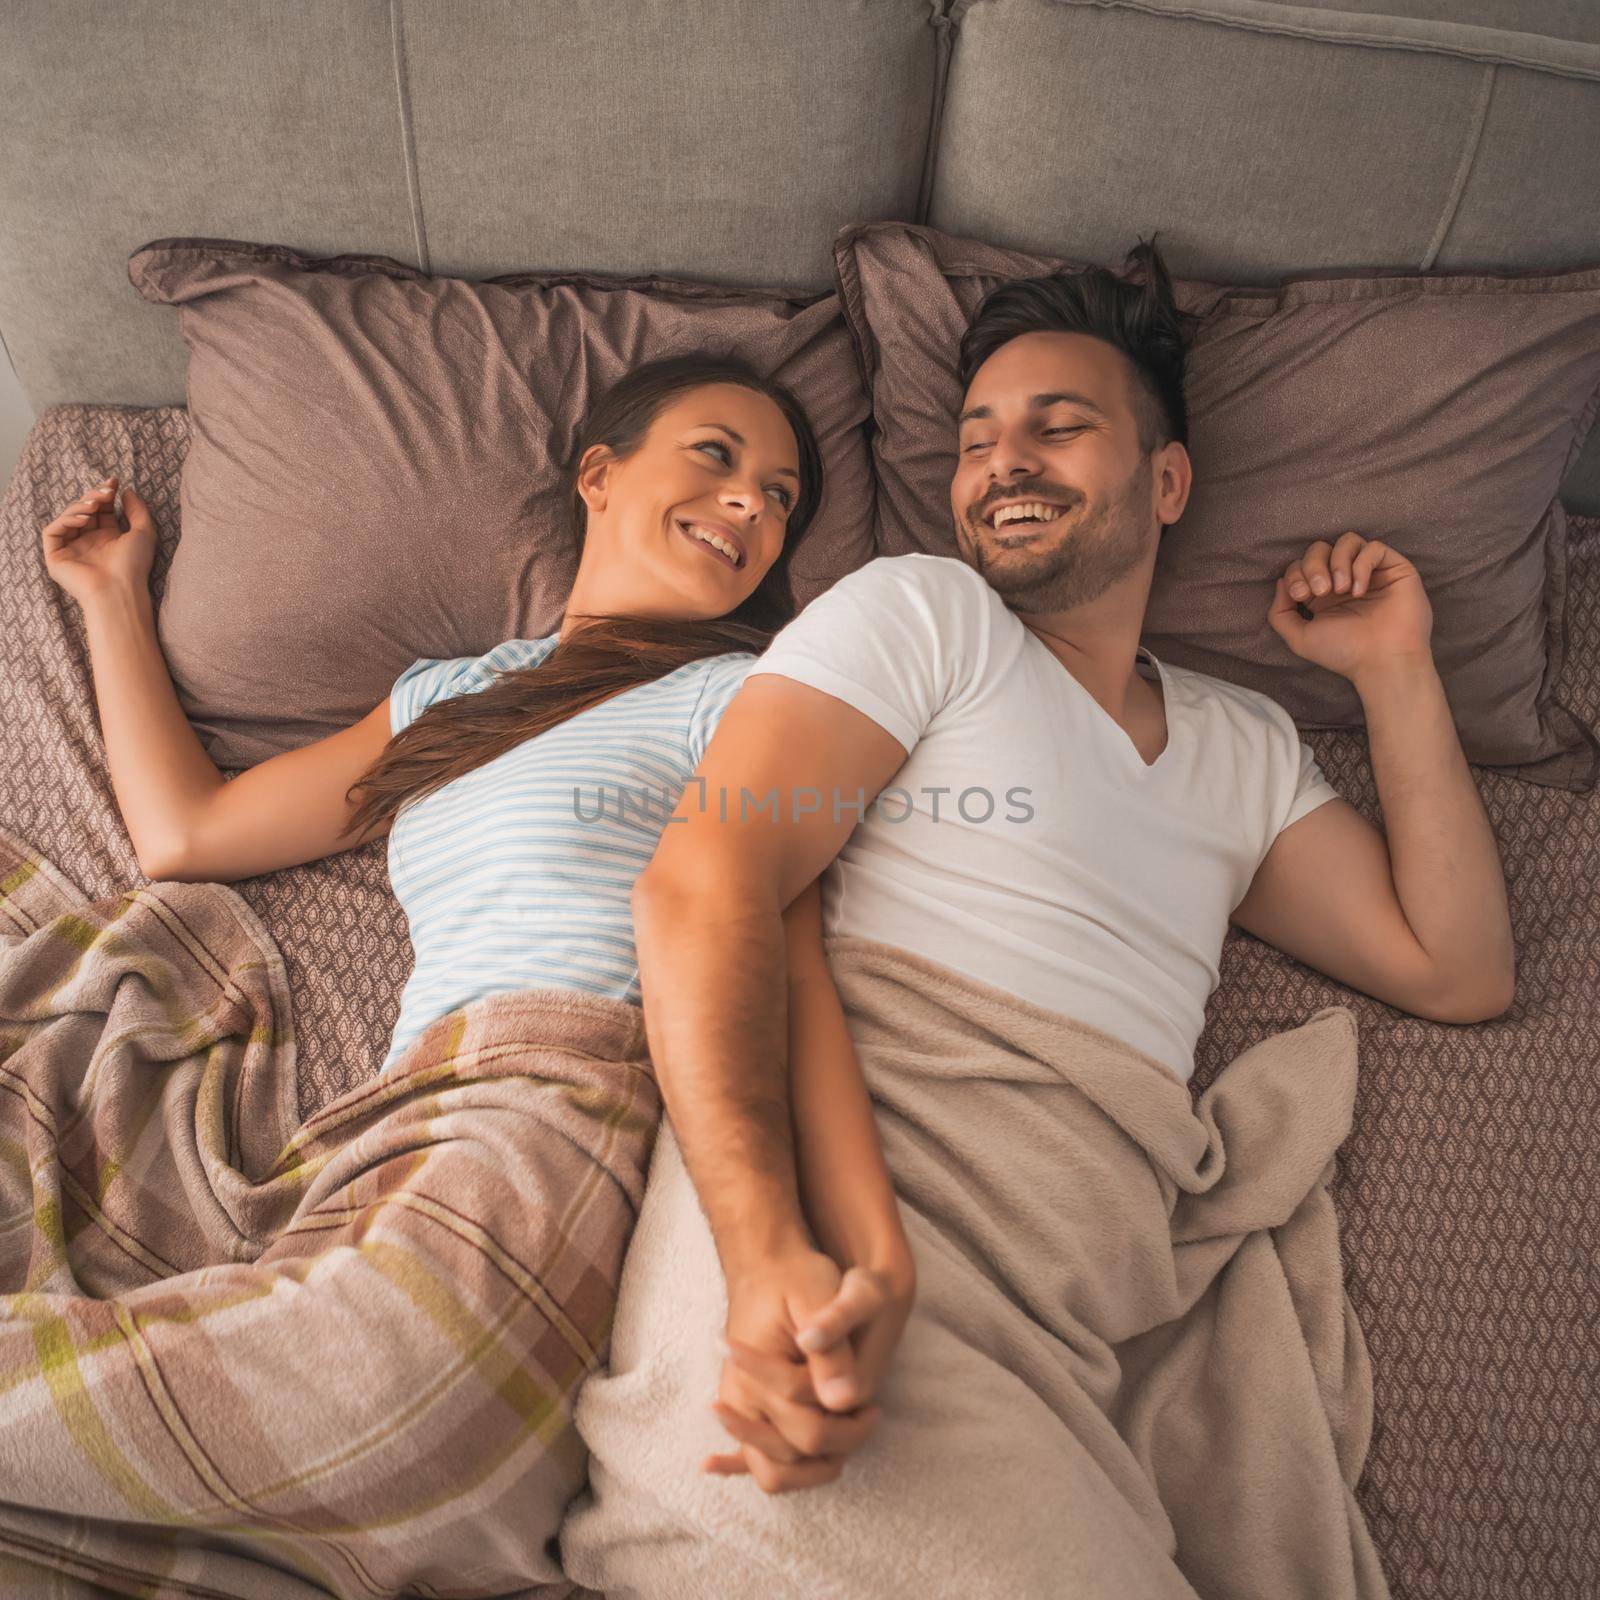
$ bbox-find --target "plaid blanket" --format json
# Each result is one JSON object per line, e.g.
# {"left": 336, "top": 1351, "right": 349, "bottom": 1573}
{"left": 0, "top": 823, "right": 652, "bottom": 1599}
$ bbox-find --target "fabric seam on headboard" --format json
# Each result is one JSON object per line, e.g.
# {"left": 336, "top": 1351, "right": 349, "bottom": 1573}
{"left": 1421, "top": 62, "right": 1496, "bottom": 271}
{"left": 388, "top": 0, "right": 430, "bottom": 273}
{"left": 1046, "top": 0, "right": 1600, "bottom": 83}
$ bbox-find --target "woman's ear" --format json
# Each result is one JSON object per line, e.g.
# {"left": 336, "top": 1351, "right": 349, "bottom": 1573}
{"left": 576, "top": 443, "right": 613, "bottom": 518}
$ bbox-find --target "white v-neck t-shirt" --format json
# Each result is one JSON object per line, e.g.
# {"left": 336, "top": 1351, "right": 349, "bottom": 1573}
{"left": 744, "top": 554, "right": 1340, "bottom": 1081}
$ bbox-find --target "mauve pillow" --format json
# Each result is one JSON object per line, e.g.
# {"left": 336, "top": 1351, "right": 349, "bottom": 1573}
{"left": 833, "top": 221, "right": 1600, "bottom": 791}
{"left": 127, "top": 237, "right": 877, "bottom": 770}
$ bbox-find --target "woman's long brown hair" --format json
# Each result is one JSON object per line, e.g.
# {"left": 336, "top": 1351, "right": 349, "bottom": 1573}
{"left": 336, "top": 352, "right": 825, "bottom": 845}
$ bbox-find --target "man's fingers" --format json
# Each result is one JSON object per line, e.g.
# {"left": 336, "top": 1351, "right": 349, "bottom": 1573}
{"left": 1300, "top": 538, "right": 1334, "bottom": 594}
{"left": 1349, "top": 539, "right": 1390, "bottom": 597}
{"left": 716, "top": 1390, "right": 881, "bottom": 1462}
{"left": 702, "top": 1449, "right": 751, "bottom": 1476}
{"left": 721, "top": 1342, "right": 880, "bottom": 1457}
{"left": 743, "top": 1445, "right": 846, "bottom": 1496}
{"left": 1268, "top": 575, "right": 1309, "bottom": 641}
{"left": 712, "top": 1399, "right": 808, "bottom": 1463}
{"left": 722, "top": 1337, "right": 814, "bottom": 1404}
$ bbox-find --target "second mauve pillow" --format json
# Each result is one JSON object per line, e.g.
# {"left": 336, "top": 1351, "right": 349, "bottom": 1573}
{"left": 833, "top": 221, "right": 1600, "bottom": 791}
{"left": 128, "top": 237, "right": 878, "bottom": 770}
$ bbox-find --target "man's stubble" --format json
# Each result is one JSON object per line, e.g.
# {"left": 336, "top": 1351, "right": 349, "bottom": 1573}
{"left": 964, "top": 452, "right": 1156, "bottom": 613}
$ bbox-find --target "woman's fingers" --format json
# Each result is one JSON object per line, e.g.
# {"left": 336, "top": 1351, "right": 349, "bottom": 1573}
{"left": 796, "top": 1267, "right": 887, "bottom": 1355}
{"left": 120, "top": 485, "right": 152, "bottom": 528}
{"left": 43, "top": 507, "right": 94, "bottom": 550}
{"left": 796, "top": 1268, "right": 889, "bottom": 1410}
{"left": 46, "top": 481, "right": 117, "bottom": 541}
{"left": 846, "top": 1307, "right": 907, "bottom": 1404}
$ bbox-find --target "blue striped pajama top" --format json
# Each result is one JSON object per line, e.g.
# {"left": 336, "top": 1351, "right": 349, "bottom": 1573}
{"left": 376, "top": 635, "right": 757, "bottom": 1076}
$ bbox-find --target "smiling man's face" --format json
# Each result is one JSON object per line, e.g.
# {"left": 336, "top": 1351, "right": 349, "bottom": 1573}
{"left": 950, "top": 331, "right": 1166, "bottom": 613}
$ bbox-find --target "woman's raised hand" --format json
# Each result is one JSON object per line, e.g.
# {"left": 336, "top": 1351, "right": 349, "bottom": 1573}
{"left": 40, "top": 474, "right": 158, "bottom": 608}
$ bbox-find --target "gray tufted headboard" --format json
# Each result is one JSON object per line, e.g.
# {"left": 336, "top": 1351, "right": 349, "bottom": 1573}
{"left": 3, "top": 0, "right": 1598, "bottom": 511}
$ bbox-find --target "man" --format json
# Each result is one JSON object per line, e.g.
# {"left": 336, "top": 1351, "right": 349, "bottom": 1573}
{"left": 628, "top": 239, "right": 1516, "bottom": 1494}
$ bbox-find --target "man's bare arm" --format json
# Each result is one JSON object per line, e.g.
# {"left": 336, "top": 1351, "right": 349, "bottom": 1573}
{"left": 1239, "top": 549, "right": 1516, "bottom": 1022}
{"left": 632, "top": 674, "right": 909, "bottom": 1283}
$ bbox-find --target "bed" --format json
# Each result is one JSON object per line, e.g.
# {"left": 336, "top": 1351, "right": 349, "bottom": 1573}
{"left": 3, "top": 2, "right": 1599, "bottom": 1596}
{"left": 7, "top": 396, "right": 1600, "bottom": 1600}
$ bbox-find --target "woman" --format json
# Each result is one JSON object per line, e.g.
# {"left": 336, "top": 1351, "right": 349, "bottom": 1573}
{"left": 39, "top": 351, "right": 914, "bottom": 1496}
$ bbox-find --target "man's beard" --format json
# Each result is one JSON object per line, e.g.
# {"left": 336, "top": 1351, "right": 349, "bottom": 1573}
{"left": 963, "top": 455, "right": 1154, "bottom": 612}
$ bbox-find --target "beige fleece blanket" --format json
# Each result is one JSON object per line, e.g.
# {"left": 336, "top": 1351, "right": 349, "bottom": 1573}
{"left": 560, "top": 935, "right": 1393, "bottom": 1600}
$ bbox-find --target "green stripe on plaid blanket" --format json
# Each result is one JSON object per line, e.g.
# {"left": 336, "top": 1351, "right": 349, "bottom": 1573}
{"left": 0, "top": 825, "right": 653, "bottom": 1600}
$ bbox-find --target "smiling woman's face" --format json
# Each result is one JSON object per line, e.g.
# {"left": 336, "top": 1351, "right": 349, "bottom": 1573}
{"left": 572, "top": 382, "right": 801, "bottom": 623}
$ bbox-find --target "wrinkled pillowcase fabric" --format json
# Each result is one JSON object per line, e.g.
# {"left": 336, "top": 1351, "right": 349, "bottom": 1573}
{"left": 832, "top": 220, "right": 1600, "bottom": 790}
{"left": 128, "top": 236, "right": 877, "bottom": 769}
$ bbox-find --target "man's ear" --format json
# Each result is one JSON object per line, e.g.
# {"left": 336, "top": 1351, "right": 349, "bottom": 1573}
{"left": 1155, "top": 440, "right": 1192, "bottom": 527}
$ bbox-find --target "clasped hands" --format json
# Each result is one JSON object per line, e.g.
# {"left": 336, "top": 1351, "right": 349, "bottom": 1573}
{"left": 705, "top": 1242, "right": 916, "bottom": 1496}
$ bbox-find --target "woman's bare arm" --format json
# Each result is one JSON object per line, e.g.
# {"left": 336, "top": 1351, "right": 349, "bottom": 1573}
{"left": 79, "top": 583, "right": 394, "bottom": 883}
{"left": 782, "top": 878, "right": 914, "bottom": 1281}
{"left": 80, "top": 581, "right": 232, "bottom": 874}
{"left": 45, "top": 475, "right": 395, "bottom": 884}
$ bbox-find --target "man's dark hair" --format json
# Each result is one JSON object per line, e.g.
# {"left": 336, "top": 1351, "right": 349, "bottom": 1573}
{"left": 956, "top": 234, "right": 1204, "bottom": 458}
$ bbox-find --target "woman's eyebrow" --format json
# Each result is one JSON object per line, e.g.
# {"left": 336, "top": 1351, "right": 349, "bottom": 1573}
{"left": 692, "top": 421, "right": 801, "bottom": 482}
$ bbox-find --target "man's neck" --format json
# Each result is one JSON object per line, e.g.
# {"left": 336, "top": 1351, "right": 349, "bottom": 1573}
{"left": 1014, "top": 607, "right": 1155, "bottom": 725}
